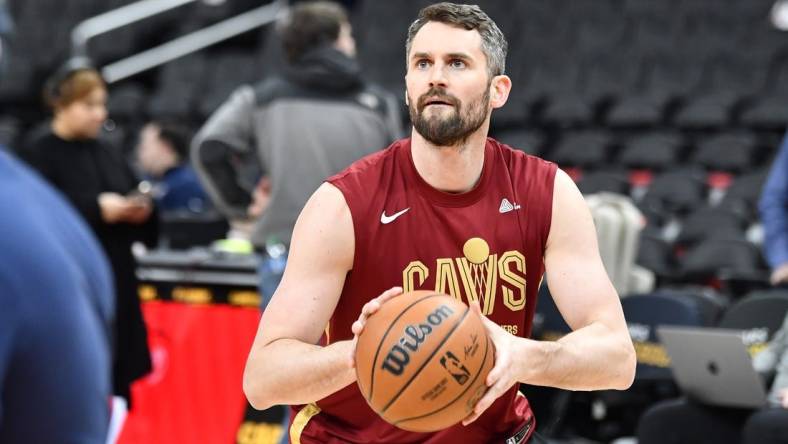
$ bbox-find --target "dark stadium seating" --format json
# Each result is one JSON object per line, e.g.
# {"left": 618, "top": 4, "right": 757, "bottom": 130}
{"left": 640, "top": 169, "right": 708, "bottom": 217}
{"left": 674, "top": 206, "right": 749, "bottom": 247}
{"left": 548, "top": 130, "right": 614, "bottom": 170}
{"left": 719, "top": 169, "right": 769, "bottom": 220}
{"left": 493, "top": 128, "right": 545, "bottom": 156}
{"left": 576, "top": 169, "right": 631, "bottom": 196}
{"left": 679, "top": 236, "right": 766, "bottom": 284}
{"left": 691, "top": 131, "right": 759, "bottom": 173}
{"left": 2, "top": 2, "right": 787, "bottom": 439}
{"left": 618, "top": 131, "right": 684, "bottom": 170}
{"left": 717, "top": 289, "right": 788, "bottom": 337}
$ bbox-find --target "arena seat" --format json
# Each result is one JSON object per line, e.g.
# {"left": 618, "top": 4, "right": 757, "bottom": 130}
{"left": 549, "top": 130, "right": 613, "bottom": 171}
{"left": 617, "top": 131, "right": 684, "bottom": 171}
{"left": 717, "top": 289, "right": 788, "bottom": 340}
{"left": 639, "top": 169, "right": 708, "bottom": 217}
{"left": 691, "top": 131, "right": 759, "bottom": 173}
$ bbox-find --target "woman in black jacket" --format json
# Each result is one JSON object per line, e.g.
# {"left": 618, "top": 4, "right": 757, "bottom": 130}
{"left": 21, "top": 64, "right": 156, "bottom": 406}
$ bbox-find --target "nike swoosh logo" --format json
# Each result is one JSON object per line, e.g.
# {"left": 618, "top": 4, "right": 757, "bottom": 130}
{"left": 380, "top": 208, "right": 410, "bottom": 224}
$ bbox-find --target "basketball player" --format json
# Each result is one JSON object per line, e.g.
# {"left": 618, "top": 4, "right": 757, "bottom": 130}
{"left": 243, "top": 3, "right": 636, "bottom": 443}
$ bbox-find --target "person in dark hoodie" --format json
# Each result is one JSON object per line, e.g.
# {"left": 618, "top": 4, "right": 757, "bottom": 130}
{"left": 193, "top": 4, "right": 400, "bottom": 440}
{"left": 193, "top": 0, "right": 402, "bottom": 257}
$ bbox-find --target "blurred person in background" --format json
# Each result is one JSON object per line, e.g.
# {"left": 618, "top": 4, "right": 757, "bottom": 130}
{"left": 193, "top": 2, "right": 401, "bottom": 441}
{"left": 637, "top": 310, "right": 788, "bottom": 444}
{"left": 19, "top": 62, "right": 157, "bottom": 412}
{"left": 0, "top": 4, "right": 114, "bottom": 442}
{"left": 760, "top": 135, "right": 788, "bottom": 286}
{"left": 135, "top": 120, "right": 210, "bottom": 213}
{"left": 192, "top": 0, "right": 402, "bottom": 305}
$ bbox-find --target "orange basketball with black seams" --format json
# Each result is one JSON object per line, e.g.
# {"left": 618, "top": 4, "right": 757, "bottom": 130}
{"left": 354, "top": 290, "right": 495, "bottom": 432}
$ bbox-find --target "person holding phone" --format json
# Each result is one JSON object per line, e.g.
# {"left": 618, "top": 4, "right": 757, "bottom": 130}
{"left": 19, "top": 62, "right": 158, "bottom": 410}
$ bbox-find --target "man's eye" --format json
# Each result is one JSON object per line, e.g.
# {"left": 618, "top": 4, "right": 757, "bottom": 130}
{"left": 450, "top": 59, "right": 466, "bottom": 69}
{"left": 416, "top": 60, "right": 430, "bottom": 69}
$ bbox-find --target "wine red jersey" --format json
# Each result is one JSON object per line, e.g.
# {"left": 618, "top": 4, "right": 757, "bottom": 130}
{"left": 289, "top": 138, "right": 557, "bottom": 444}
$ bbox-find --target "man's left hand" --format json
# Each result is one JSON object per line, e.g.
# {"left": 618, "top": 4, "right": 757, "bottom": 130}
{"left": 463, "top": 302, "right": 527, "bottom": 425}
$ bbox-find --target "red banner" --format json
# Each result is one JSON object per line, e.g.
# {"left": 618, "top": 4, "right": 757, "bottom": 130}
{"left": 118, "top": 301, "right": 262, "bottom": 444}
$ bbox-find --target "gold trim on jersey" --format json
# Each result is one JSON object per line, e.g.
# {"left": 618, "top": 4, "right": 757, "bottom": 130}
{"left": 290, "top": 402, "right": 321, "bottom": 444}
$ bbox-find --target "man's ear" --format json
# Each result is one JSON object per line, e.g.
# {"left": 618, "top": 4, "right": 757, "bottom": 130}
{"left": 489, "top": 74, "right": 512, "bottom": 109}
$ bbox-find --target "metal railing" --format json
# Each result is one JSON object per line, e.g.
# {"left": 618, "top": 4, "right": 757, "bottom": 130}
{"left": 71, "top": 0, "right": 287, "bottom": 84}
{"left": 71, "top": 0, "right": 200, "bottom": 57}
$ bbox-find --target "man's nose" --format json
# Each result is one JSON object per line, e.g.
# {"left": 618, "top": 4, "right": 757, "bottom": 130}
{"left": 428, "top": 63, "right": 448, "bottom": 89}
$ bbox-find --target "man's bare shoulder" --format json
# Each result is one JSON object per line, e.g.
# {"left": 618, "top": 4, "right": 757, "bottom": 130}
{"left": 288, "top": 182, "right": 355, "bottom": 271}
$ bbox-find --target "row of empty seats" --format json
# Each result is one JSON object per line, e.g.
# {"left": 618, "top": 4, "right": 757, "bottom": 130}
{"left": 530, "top": 285, "right": 788, "bottom": 441}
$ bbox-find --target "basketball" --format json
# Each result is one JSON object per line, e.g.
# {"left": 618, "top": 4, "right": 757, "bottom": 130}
{"left": 354, "top": 290, "right": 495, "bottom": 432}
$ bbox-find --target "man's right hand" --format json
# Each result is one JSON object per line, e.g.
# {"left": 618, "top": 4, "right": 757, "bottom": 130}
{"left": 98, "top": 192, "right": 153, "bottom": 224}
{"left": 98, "top": 192, "right": 130, "bottom": 223}
{"left": 247, "top": 176, "right": 271, "bottom": 219}
{"left": 349, "top": 286, "right": 403, "bottom": 368}
{"left": 779, "top": 387, "right": 788, "bottom": 409}
{"left": 770, "top": 263, "right": 788, "bottom": 286}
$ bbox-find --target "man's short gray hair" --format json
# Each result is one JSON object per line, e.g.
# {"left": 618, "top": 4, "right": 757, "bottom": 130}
{"left": 405, "top": 2, "right": 508, "bottom": 77}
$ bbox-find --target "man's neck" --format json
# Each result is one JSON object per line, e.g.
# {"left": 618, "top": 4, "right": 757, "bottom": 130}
{"left": 409, "top": 126, "right": 489, "bottom": 194}
{"left": 152, "top": 157, "right": 180, "bottom": 179}
{"left": 51, "top": 118, "right": 78, "bottom": 141}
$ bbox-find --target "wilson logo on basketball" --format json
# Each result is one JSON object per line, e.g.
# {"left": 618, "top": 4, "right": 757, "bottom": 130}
{"left": 381, "top": 304, "right": 454, "bottom": 376}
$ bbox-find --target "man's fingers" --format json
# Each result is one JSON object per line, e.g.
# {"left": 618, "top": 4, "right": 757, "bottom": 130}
{"left": 479, "top": 313, "right": 501, "bottom": 332}
{"left": 351, "top": 319, "right": 364, "bottom": 335}
{"left": 485, "top": 345, "right": 508, "bottom": 385}
{"left": 362, "top": 300, "right": 380, "bottom": 316}
{"left": 379, "top": 286, "right": 403, "bottom": 302}
{"left": 472, "top": 379, "right": 508, "bottom": 419}
{"left": 363, "top": 287, "right": 403, "bottom": 316}
{"left": 462, "top": 386, "right": 497, "bottom": 426}
{"left": 487, "top": 362, "right": 505, "bottom": 386}
{"left": 462, "top": 371, "right": 513, "bottom": 426}
{"left": 354, "top": 287, "right": 405, "bottom": 336}
{"left": 461, "top": 410, "right": 481, "bottom": 426}
{"left": 349, "top": 336, "right": 359, "bottom": 368}
{"left": 471, "top": 301, "right": 503, "bottom": 333}
{"left": 780, "top": 389, "right": 788, "bottom": 408}
{"left": 470, "top": 300, "right": 482, "bottom": 314}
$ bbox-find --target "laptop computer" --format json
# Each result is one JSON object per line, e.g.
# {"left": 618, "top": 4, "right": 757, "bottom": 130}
{"left": 657, "top": 326, "right": 768, "bottom": 409}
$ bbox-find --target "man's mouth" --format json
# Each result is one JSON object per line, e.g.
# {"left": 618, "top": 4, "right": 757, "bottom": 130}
{"left": 424, "top": 98, "right": 452, "bottom": 105}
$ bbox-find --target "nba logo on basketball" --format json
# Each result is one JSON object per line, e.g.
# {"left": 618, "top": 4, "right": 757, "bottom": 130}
{"left": 439, "top": 351, "right": 470, "bottom": 385}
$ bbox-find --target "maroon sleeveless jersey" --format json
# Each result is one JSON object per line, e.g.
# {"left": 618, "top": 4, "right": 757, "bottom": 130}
{"left": 289, "top": 138, "right": 557, "bottom": 444}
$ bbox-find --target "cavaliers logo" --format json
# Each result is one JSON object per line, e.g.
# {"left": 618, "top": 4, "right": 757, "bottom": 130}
{"left": 402, "top": 238, "right": 527, "bottom": 315}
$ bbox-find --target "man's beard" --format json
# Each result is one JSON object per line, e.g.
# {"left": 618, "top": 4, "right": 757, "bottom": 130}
{"left": 408, "top": 86, "right": 490, "bottom": 148}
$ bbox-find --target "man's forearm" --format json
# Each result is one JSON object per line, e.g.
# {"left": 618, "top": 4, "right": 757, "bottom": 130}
{"left": 193, "top": 140, "right": 253, "bottom": 219}
{"left": 520, "top": 322, "right": 635, "bottom": 391}
{"left": 243, "top": 339, "right": 356, "bottom": 410}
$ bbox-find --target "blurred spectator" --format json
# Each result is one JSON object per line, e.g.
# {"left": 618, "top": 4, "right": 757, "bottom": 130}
{"left": 136, "top": 120, "right": 210, "bottom": 213}
{"left": 636, "top": 311, "right": 788, "bottom": 444}
{"left": 193, "top": 2, "right": 401, "bottom": 441}
{"left": 0, "top": 146, "right": 114, "bottom": 444}
{"left": 19, "top": 62, "right": 156, "bottom": 408}
{"left": 0, "top": 15, "right": 113, "bottom": 443}
{"left": 760, "top": 134, "right": 788, "bottom": 286}
{"left": 192, "top": 0, "right": 402, "bottom": 254}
